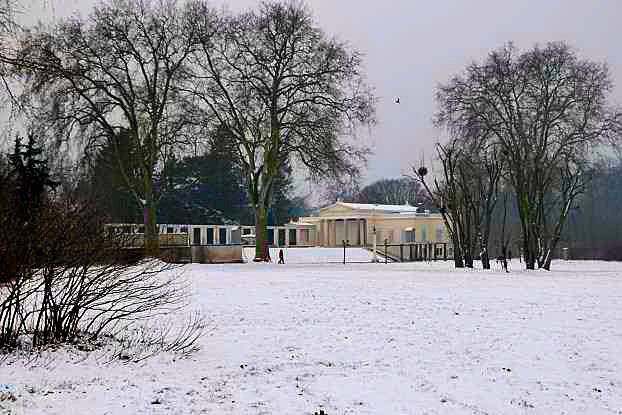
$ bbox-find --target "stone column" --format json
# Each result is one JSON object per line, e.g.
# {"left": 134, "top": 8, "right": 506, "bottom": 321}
{"left": 357, "top": 219, "right": 362, "bottom": 245}
{"left": 325, "top": 220, "right": 330, "bottom": 246}
{"left": 326, "top": 220, "right": 331, "bottom": 246}
{"left": 360, "top": 219, "right": 366, "bottom": 246}
{"left": 285, "top": 228, "right": 290, "bottom": 247}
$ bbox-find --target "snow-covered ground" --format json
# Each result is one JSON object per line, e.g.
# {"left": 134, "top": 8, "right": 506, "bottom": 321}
{"left": 242, "top": 246, "right": 378, "bottom": 263}
{"left": 2, "top": 248, "right": 622, "bottom": 414}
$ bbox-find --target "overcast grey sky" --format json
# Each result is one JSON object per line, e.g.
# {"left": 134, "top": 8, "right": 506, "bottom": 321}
{"left": 17, "top": 0, "right": 622, "bottom": 185}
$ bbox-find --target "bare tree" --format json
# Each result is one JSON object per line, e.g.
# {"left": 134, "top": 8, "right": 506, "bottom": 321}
{"left": 0, "top": 0, "right": 15, "bottom": 31}
{"left": 414, "top": 143, "right": 468, "bottom": 268}
{"left": 413, "top": 135, "right": 503, "bottom": 270}
{"left": 187, "top": 0, "right": 375, "bottom": 261}
{"left": 436, "top": 42, "right": 620, "bottom": 270}
{"left": 320, "top": 175, "right": 361, "bottom": 205}
{"left": 14, "top": 0, "right": 200, "bottom": 256}
{"left": 0, "top": 0, "right": 20, "bottom": 102}
{"left": 356, "top": 177, "right": 426, "bottom": 206}
{"left": 454, "top": 130, "right": 505, "bottom": 269}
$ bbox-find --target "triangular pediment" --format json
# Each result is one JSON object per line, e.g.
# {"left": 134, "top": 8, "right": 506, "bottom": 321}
{"left": 320, "top": 205, "right": 357, "bottom": 216}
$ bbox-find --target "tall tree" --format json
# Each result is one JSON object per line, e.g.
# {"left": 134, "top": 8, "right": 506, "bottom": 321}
{"left": 0, "top": 0, "right": 19, "bottom": 99}
{"left": 8, "top": 134, "right": 59, "bottom": 217}
{"left": 80, "top": 128, "right": 143, "bottom": 223}
{"left": 436, "top": 42, "right": 620, "bottom": 270}
{"left": 0, "top": 150, "right": 11, "bottom": 196}
{"left": 414, "top": 136, "right": 502, "bottom": 270}
{"left": 15, "top": 0, "right": 200, "bottom": 256}
{"left": 188, "top": 0, "right": 375, "bottom": 261}
{"left": 414, "top": 144, "right": 469, "bottom": 268}
{"left": 157, "top": 128, "right": 250, "bottom": 225}
{"left": 268, "top": 161, "right": 311, "bottom": 226}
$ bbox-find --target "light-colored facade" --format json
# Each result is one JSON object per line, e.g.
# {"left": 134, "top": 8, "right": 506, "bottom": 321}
{"left": 107, "top": 222, "right": 317, "bottom": 247}
{"left": 107, "top": 202, "right": 449, "bottom": 249}
{"left": 295, "top": 202, "right": 449, "bottom": 247}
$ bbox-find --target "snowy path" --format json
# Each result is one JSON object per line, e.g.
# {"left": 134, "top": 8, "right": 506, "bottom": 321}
{"left": 242, "top": 247, "right": 377, "bottom": 263}
{"left": 2, "top": 252, "right": 622, "bottom": 414}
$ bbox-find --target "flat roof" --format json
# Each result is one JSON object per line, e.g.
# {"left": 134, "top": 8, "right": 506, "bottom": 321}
{"left": 326, "top": 202, "right": 421, "bottom": 214}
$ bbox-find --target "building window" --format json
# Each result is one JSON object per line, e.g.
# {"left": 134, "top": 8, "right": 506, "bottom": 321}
{"left": 435, "top": 224, "right": 444, "bottom": 241}
{"left": 435, "top": 245, "right": 444, "bottom": 257}
{"left": 167, "top": 226, "right": 174, "bottom": 234}
{"left": 403, "top": 228, "right": 415, "bottom": 243}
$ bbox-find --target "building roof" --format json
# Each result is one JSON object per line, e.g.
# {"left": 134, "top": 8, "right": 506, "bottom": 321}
{"left": 331, "top": 202, "right": 422, "bottom": 214}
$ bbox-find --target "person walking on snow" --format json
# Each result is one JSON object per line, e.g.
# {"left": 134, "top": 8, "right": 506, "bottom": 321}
{"left": 278, "top": 249, "right": 285, "bottom": 264}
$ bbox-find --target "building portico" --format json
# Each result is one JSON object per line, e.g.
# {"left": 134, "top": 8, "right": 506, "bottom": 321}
{"left": 318, "top": 218, "right": 367, "bottom": 246}
{"left": 297, "top": 202, "right": 448, "bottom": 247}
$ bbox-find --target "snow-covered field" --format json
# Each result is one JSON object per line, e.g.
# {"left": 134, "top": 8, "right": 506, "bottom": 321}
{"left": 2, "top": 248, "right": 622, "bottom": 414}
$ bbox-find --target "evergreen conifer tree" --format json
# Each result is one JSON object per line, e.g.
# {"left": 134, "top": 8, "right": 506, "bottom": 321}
{"left": 8, "top": 134, "right": 58, "bottom": 217}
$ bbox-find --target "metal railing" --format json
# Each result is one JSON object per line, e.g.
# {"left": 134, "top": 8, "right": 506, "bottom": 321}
{"left": 372, "top": 241, "right": 453, "bottom": 262}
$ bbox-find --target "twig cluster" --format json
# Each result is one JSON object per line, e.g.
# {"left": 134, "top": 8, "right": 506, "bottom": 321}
{"left": 0, "top": 197, "right": 204, "bottom": 358}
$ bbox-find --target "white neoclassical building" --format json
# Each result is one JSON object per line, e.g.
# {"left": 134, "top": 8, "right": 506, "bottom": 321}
{"left": 107, "top": 202, "right": 450, "bottom": 251}
{"left": 295, "top": 202, "right": 449, "bottom": 247}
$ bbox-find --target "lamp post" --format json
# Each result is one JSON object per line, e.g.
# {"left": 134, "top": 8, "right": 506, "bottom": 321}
{"left": 370, "top": 204, "right": 379, "bottom": 263}
{"left": 372, "top": 225, "right": 378, "bottom": 262}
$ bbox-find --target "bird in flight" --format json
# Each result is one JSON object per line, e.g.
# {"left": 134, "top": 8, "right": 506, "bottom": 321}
{"left": 395, "top": 97, "right": 400, "bottom": 104}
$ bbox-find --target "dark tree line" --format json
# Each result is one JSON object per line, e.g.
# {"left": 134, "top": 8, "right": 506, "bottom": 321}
{"left": 561, "top": 156, "right": 622, "bottom": 260}
{"left": 80, "top": 126, "right": 309, "bottom": 226}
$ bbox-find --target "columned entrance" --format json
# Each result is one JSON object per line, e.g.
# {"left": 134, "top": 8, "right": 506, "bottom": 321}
{"left": 318, "top": 218, "right": 368, "bottom": 246}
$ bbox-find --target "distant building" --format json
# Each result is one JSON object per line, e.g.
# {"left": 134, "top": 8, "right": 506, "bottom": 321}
{"left": 106, "top": 202, "right": 449, "bottom": 249}
{"left": 106, "top": 222, "right": 317, "bottom": 247}
{"left": 294, "top": 201, "right": 449, "bottom": 247}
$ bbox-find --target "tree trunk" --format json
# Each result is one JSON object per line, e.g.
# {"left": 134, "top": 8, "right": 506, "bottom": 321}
{"left": 143, "top": 178, "right": 159, "bottom": 257}
{"left": 523, "top": 237, "right": 535, "bottom": 269}
{"left": 517, "top": 191, "right": 535, "bottom": 270}
{"left": 481, "top": 248, "right": 490, "bottom": 269}
{"left": 253, "top": 117, "right": 279, "bottom": 263}
{"left": 520, "top": 226, "right": 535, "bottom": 270}
{"left": 452, "top": 235, "right": 464, "bottom": 268}
{"left": 463, "top": 247, "right": 473, "bottom": 268}
{"left": 542, "top": 200, "right": 572, "bottom": 270}
{"left": 253, "top": 205, "right": 270, "bottom": 262}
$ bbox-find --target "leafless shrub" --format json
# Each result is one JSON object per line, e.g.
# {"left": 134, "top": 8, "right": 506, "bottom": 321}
{"left": 108, "top": 311, "right": 210, "bottom": 363}
{"left": 1, "top": 196, "right": 204, "bottom": 356}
